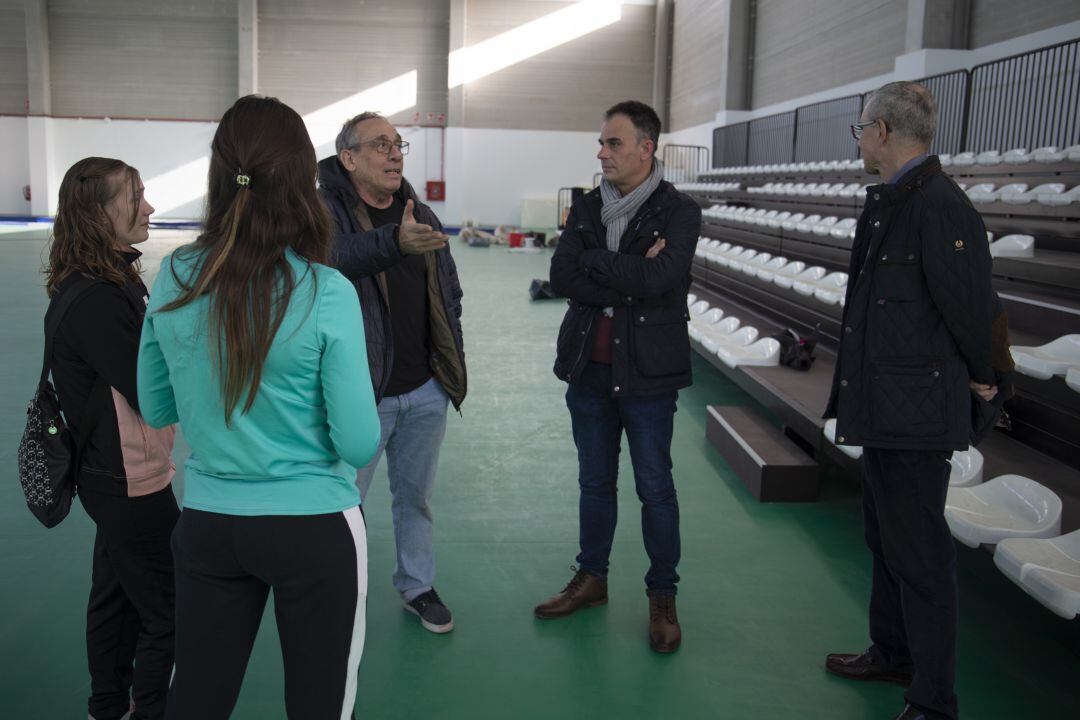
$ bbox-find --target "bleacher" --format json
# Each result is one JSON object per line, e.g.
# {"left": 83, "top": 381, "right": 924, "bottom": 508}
{"left": 669, "top": 39, "right": 1080, "bottom": 622}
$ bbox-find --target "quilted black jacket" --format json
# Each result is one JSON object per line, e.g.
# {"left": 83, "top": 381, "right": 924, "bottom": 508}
{"left": 824, "top": 156, "right": 995, "bottom": 451}
{"left": 550, "top": 181, "right": 701, "bottom": 396}
{"left": 318, "top": 156, "right": 466, "bottom": 409}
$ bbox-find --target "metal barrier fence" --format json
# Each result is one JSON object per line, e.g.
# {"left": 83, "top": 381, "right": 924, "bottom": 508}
{"left": 661, "top": 144, "right": 710, "bottom": 184}
{"left": 794, "top": 95, "right": 863, "bottom": 162}
{"left": 557, "top": 187, "right": 576, "bottom": 229}
{"left": 707, "top": 38, "right": 1079, "bottom": 169}
{"left": 748, "top": 111, "right": 796, "bottom": 165}
{"left": 967, "top": 38, "right": 1080, "bottom": 153}
{"left": 713, "top": 122, "right": 749, "bottom": 167}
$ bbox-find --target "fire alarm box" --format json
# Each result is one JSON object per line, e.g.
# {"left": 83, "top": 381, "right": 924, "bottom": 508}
{"left": 426, "top": 181, "right": 445, "bottom": 201}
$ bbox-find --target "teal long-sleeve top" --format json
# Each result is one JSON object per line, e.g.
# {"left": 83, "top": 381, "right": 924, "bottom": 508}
{"left": 137, "top": 248, "right": 380, "bottom": 516}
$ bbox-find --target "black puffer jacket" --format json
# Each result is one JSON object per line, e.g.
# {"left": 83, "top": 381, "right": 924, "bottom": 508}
{"left": 825, "top": 156, "right": 995, "bottom": 451}
{"left": 550, "top": 180, "right": 701, "bottom": 396}
{"left": 318, "top": 157, "right": 466, "bottom": 409}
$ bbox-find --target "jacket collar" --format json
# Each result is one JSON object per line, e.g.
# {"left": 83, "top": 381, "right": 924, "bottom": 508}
{"left": 863, "top": 155, "right": 941, "bottom": 208}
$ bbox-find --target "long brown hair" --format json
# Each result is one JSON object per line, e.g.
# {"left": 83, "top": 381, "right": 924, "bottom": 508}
{"left": 46, "top": 157, "right": 142, "bottom": 297}
{"left": 161, "top": 95, "right": 331, "bottom": 423}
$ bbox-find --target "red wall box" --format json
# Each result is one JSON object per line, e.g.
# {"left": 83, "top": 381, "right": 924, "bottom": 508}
{"left": 426, "top": 181, "right": 445, "bottom": 201}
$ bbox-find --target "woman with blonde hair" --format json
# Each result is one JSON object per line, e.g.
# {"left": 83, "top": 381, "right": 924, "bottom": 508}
{"left": 46, "top": 157, "right": 177, "bottom": 720}
{"left": 138, "top": 95, "right": 380, "bottom": 718}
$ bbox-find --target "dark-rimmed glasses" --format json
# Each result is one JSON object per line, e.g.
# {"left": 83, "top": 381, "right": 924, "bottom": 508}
{"left": 351, "top": 139, "right": 410, "bottom": 155}
{"left": 850, "top": 119, "right": 881, "bottom": 140}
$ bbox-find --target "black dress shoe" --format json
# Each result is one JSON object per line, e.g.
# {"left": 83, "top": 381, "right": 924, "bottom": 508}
{"left": 893, "top": 704, "right": 927, "bottom": 720}
{"left": 824, "top": 650, "right": 913, "bottom": 686}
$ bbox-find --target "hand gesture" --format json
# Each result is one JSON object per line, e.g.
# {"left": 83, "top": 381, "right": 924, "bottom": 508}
{"left": 398, "top": 199, "right": 448, "bottom": 255}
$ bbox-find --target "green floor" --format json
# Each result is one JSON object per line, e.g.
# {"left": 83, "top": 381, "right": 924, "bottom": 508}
{"left": 1, "top": 230, "right": 1077, "bottom": 719}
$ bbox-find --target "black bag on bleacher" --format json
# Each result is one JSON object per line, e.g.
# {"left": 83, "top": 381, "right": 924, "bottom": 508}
{"left": 770, "top": 326, "right": 820, "bottom": 371}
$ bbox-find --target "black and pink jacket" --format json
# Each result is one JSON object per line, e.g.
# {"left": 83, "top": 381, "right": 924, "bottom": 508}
{"left": 50, "top": 251, "right": 175, "bottom": 497}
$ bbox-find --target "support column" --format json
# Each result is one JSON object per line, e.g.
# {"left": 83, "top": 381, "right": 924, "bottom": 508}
{"left": 444, "top": 0, "right": 467, "bottom": 225}
{"left": 651, "top": 0, "right": 672, "bottom": 126}
{"left": 25, "top": 0, "right": 53, "bottom": 216}
{"left": 238, "top": 0, "right": 258, "bottom": 96}
{"left": 717, "top": 0, "right": 753, "bottom": 113}
{"left": 905, "top": 0, "right": 971, "bottom": 52}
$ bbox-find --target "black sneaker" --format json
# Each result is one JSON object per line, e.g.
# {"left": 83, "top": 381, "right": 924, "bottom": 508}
{"left": 404, "top": 588, "right": 454, "bottom": 633}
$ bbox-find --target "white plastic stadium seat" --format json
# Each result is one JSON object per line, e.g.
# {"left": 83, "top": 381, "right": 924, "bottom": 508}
{"left": 766, "top": 211, "right": 791, "bottom": 229}
{"left": 966, "top": 183, "right": 999, "bottom": 203}
{"left": 830, "top": 218, "right": 858, "bottom": 239}
{"left": 1068, "top": 367, "right": 1080, "bottom": 395}
{"left": 794, "top": 271, "right": 847, "bottom": 297}
{"left": 951, "top": 152, "right": 976, "bottom": 166}
{"left": 1067, "top": 144, "right": 1080, "bottom": 161}
{"left": 822, "top": 419, "right": 862, "bottom": 459}
{"left": 794, "top": 214, "right": 822, "bottom": 234}
{"left": 741, "top": 253, "right": 774, "bottom": 276}
{"left": 1002, "top": 183, "right": 1065, "bottom": 205}
{"left": 716, "top": 337, "right": 781, "bottom": 368}
{"left": 1002, "top": 148, "right": 1031, "bottom": 165}
{"left": 1040, "top": 185, "right": 1080, "bottom": 206}
{"left": 995, "top": 530, "right": 1080, "bottom": 619}
{"left": 1010, "top": 335, "right": 1080, "bottom": 380}
{"left": 938, "top": 153, "right": 953, "bottom": 166}
{"left": 688, "top": 308, "right": 724, "bottom": 341}
{"left": 1031, "top": 146, "right": 1065, "bottom": 163}
{"left": 686, "top": 293, "right": 697, "bottom": 307}
{"left": 948, "top": 447, "right": 984, "bottom": 487}
{"left": 764, "top": 260, "right": 805, "bottom": 285}
{"left": 976, "top": 150, "right": 1003, "bottom": 165}
{"left": 754, "top": 256, "right": 790, "bottom": 281}
{"left": 701, "top": 323, "right": 757, "bottom": 354}
{"left": 945, "top": 475, "right": 1063, "bottom": 548}
{"left": 727, "top": 248, "right": 759, "bottom": 273}
{"left": 811, "top": 217, "right": 839, "bottom": 236}
{"left": 780, "top": 213, "right": 806, "bottom": 231}
{"left": 776, "top": 265, "right": 825, "bottom": 290}
{"left": 989, "top": 234, "right": 1035, "bottom": 259}
{"left": 689, "top": 300, "right": 710, "bottom": 317}
{"left": 698, "top": 317, "right": 742, "bottom": 348}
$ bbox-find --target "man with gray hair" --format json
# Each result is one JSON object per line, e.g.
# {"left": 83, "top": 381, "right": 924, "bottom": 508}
{"left": 318, "top": 112, "right": 467, "bottom": 634}
{"left": 823, "top": 81, "right": 996, "bottom": 720}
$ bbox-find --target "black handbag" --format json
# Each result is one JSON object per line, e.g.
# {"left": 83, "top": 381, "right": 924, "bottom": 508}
{"left": 17, "top": 278, "right": 108, "bottom": 528}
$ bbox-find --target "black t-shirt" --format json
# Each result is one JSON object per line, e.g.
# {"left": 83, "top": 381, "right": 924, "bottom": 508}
{"left": 365, "top": 196, "right": 432, "bottom": 397}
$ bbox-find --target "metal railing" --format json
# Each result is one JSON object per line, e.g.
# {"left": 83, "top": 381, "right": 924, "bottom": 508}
{"left": 794, "top": 95, "right": 863, "bottom": 162}
{"left": 748, "top": 111, "right": 796, "bottom": 165}
{"left": 661, "top": 144, "right": 710, "bottom": 184}
{"left": 967, "top": 38, "right": 1079, "bottom": 153}
{"left": 705, "top": 37, "right": 1080, "bottom": 169}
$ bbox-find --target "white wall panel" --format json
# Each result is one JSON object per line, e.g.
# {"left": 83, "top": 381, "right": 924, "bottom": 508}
{"left": 752, "top": 0, "right": 906, "bottom": 109}
{"left": 0, "top": 116, "right": 30, "bottom": 214}
{"left": 48, "top": 0, "right": 238, "bottom": 120}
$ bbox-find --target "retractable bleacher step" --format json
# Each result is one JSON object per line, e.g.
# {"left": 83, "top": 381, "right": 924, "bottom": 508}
{"left": 706, "top": 405, "right": 819, "bottom": 502}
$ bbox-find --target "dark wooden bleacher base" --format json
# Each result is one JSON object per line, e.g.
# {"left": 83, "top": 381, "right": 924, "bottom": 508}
{"left": 706, "top": 405, "right": 819, "bottom": 502}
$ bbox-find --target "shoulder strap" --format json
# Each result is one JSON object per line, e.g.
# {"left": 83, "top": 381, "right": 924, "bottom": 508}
{"left": 40, "top": 276, "right": 102, "bottom": 386}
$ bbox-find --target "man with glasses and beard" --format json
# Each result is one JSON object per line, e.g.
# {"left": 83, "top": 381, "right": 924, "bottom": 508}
{"left": 319, "top": 112, "right": 467, "bottom": 634}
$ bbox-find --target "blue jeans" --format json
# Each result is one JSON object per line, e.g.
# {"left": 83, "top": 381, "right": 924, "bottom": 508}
{"left": 355, "top": 377, "right": 448, "bottom": 601}
{"left": 566, "top": 362, "right": 681, "bottom": 595}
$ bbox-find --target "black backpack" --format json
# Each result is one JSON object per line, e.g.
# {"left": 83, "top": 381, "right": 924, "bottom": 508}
{"left": 770, "top": 326, "right": 821, "bottom": 371}
{"left": 17, "top": 278, "right": 109, "bottom": 528}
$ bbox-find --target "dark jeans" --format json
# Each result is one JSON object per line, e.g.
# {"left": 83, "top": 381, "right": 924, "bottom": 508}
{"left": 566, "top": 362, "right": 681, "bottom": 595}
{"left": 862, "top": 448, "right": 958, "bottom": 720}
{"left": 80, "top": 486, "right": 180, "bottom": 720}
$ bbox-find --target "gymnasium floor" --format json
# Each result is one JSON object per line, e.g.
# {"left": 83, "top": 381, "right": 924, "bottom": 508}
{"left": 1, "top": 227, "right": 1077, "bottom": 719}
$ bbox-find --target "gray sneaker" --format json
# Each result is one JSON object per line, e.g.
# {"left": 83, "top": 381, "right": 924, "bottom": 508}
{"left": 404, "top": 588, "right": 454, "bottom": 633}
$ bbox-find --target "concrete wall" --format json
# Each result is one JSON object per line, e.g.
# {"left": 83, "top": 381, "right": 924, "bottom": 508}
{"left": 969, "top": 0, "right": 1080, "bottom": 48}
{"left": 751, "top": 0, "right": 907, "bottom": 109}
{"left": 48, "top": 0, "right": 238, "bottom": 120}
{"left": 668, "top": 0, "right": 727, "bottom": 131}
{"left": 457, "top": 0, "right": 655, "bottom": 131}
{"left": 258, "top": 0, "right": 449, "bottom": 124}
{"left": 0, "top": 0, "right": 26, "bottom": 114}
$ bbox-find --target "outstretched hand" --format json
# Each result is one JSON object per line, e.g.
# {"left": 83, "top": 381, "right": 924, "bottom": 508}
{"left": 398, "top": 199, "right": 448, "bottom": 255}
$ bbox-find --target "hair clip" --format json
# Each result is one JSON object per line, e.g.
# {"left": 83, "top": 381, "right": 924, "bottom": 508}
{"left": 235, "top": 173, "right": 251, "bottom": 187}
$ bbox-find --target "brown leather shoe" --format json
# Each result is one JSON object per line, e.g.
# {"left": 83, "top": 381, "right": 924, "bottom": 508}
{"left": 825, "top": 650, "right": 913, "bottom": 686}
{"left": 534, "top": 567, "right": 608, "bottom": 618}
{"left": 648, "top": 593, "right": 681, "bottom": 653}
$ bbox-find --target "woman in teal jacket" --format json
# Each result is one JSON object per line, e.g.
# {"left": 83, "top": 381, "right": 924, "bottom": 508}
{"left": 137, "top": 95, "right": 380, "bottom": 719}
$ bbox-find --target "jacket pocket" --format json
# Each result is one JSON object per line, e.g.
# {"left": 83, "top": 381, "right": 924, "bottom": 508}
{"left": 869, "top": 357, "right": 947, "bottom": 437}
{"left": 630, "top": 306, "right": 691, "bottom": 378}
{"left": 555, "top": 302, "right": 592, "bottom": 378}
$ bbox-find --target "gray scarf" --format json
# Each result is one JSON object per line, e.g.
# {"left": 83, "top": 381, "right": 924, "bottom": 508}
{"left": 598, "top": 158, "right": 664, "bottom": 315}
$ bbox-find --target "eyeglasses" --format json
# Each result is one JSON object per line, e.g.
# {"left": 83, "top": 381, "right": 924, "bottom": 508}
{"left": 350, "top": 139, "right": 410, "bottom": 155}
{"left": 850, "top": 119, "right": 883, "bottom": 140}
